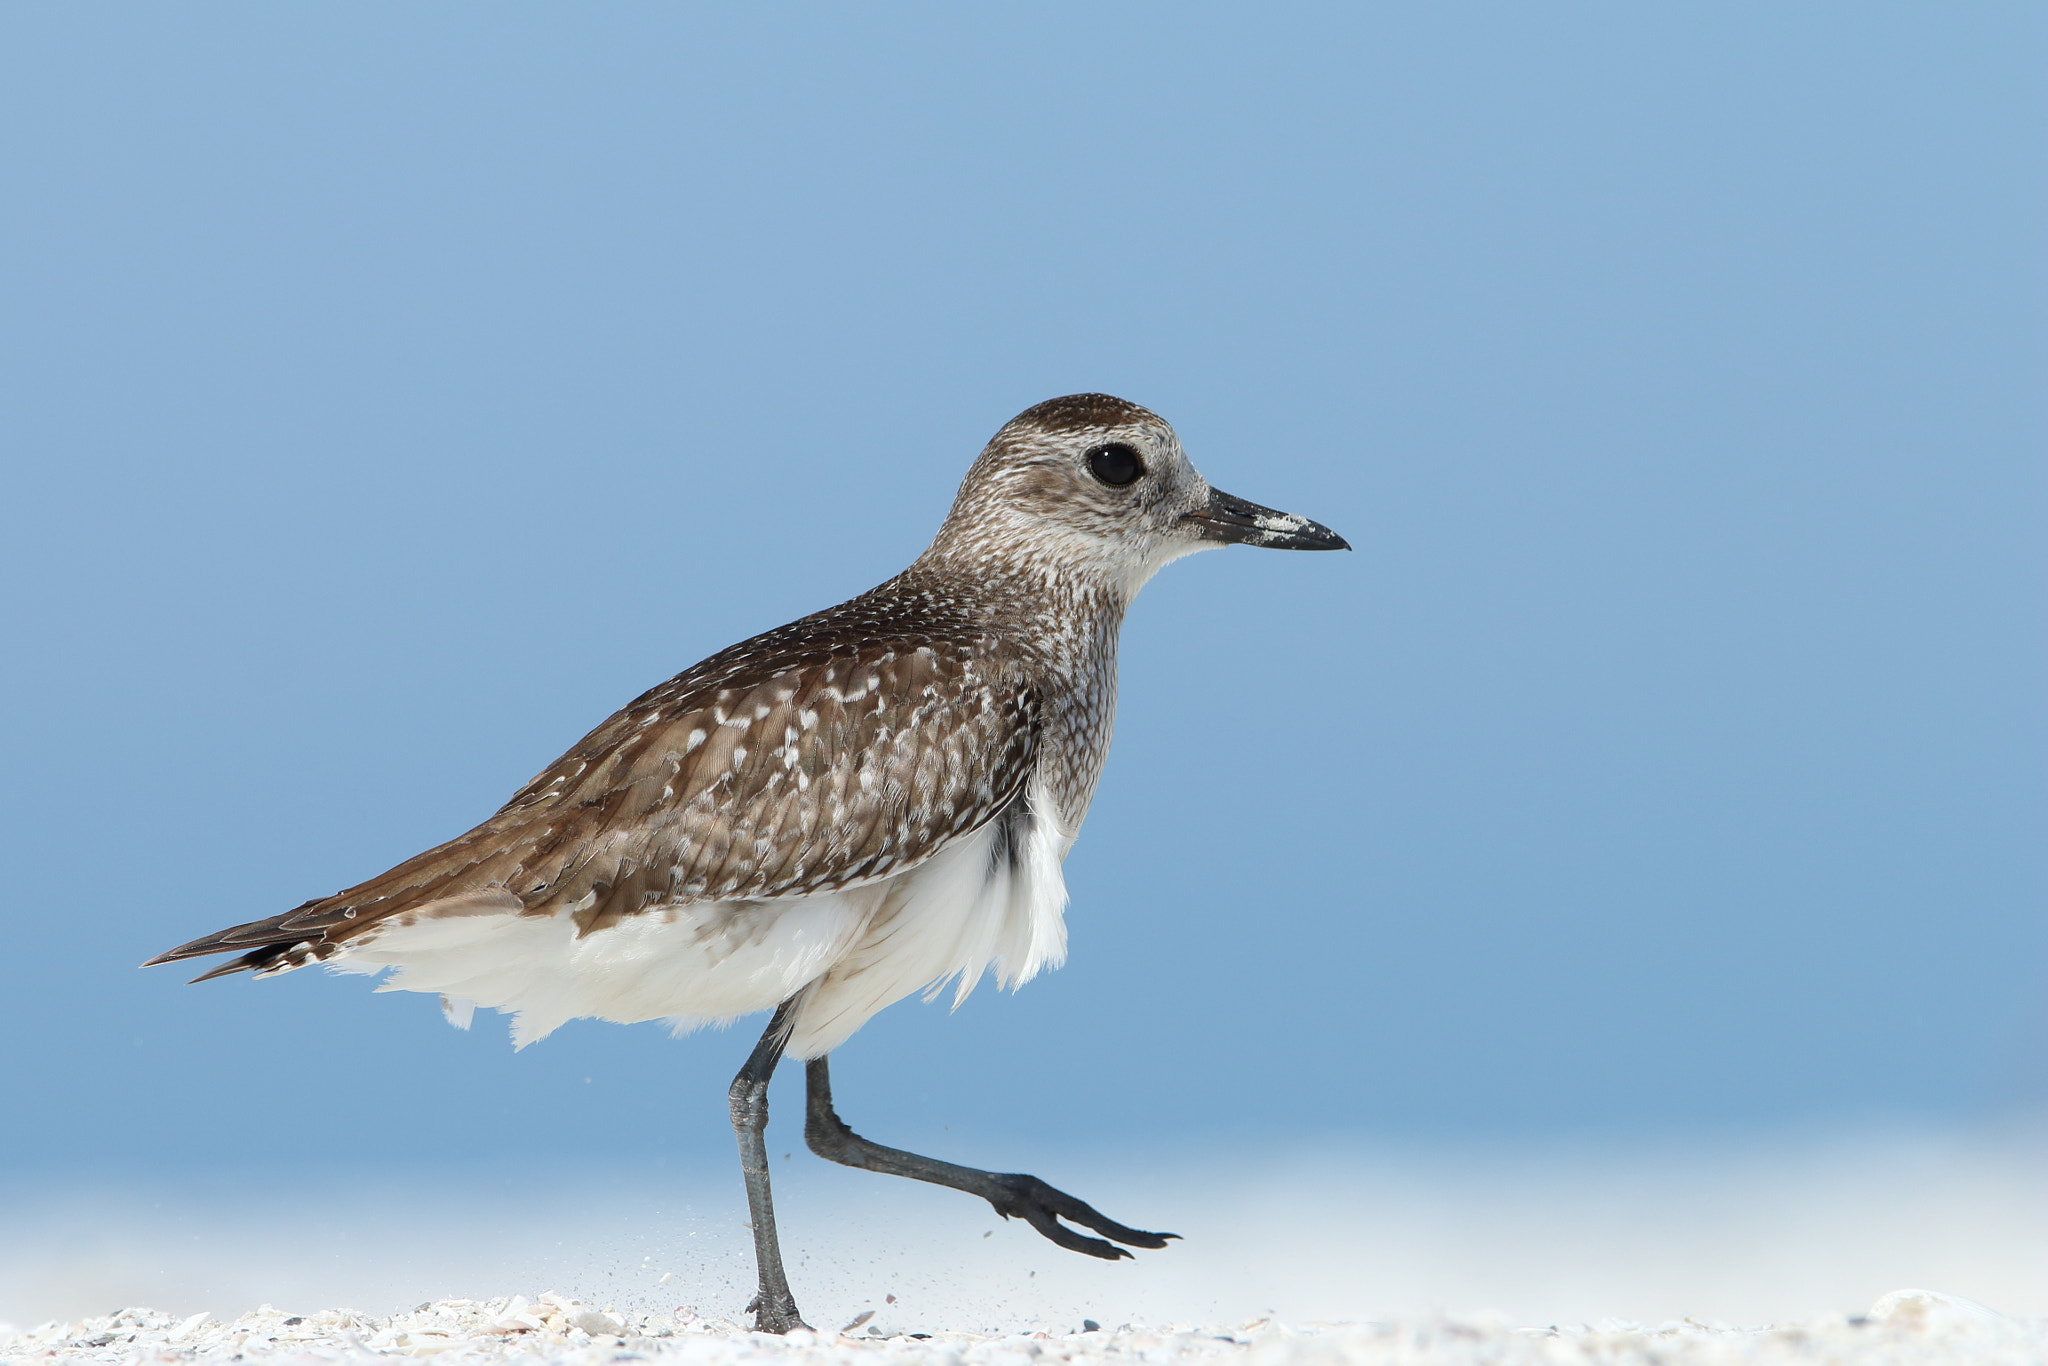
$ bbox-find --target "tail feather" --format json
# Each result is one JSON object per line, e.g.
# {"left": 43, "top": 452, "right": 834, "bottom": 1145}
{"left": 185, "top": 945, "right": 303, "bottom": 983}
{"left": 141, "top": 899, "right": 336, "bottom": 980}
{"left": 144, "top": 809, "right": 552, "bottom": 984}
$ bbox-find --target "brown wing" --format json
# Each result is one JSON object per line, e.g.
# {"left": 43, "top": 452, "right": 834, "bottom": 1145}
{"left": 148, "top": 621, "right": 1039, "bottom": 979}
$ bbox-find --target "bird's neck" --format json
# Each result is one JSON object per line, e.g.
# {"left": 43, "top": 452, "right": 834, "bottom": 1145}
{"left": 901, "top": 551, "right": 1129, "bottom": 652}
{"left": 893, "top": 557, "right": 1127, "bottom": 837}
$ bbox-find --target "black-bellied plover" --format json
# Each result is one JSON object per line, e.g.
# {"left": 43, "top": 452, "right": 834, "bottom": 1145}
{"left": 148, "top": 393, "right": 1348, "bottom": 1332}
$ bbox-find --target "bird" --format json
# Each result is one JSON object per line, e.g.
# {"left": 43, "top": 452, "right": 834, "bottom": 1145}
{"left": 146, "top": 392, "right": 1347, "bottom": 1332}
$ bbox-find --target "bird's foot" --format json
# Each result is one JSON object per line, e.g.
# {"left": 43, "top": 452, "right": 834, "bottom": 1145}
{"left": 984, "top": 1172, "right": 1178, "bottom": 1259}
{"left": 746, "top": 1292, "right": 812, "bottom": 1335}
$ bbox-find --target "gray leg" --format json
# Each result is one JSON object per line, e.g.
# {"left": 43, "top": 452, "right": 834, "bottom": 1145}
{"left": 803, "top": 1055, "right": 1175, "bottom": 1260}
{"left": 730, "top": 999, "right": 810, "bottom": 1333}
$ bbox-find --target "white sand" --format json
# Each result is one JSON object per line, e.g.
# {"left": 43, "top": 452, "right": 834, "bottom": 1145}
{"left": 3, "top": 1289, "right": 2041, "bottom": 1366}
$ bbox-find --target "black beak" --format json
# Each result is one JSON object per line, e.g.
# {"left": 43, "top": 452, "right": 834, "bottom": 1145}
{"left": 1182, "top": 487, "right": 1350, "bottom": 551}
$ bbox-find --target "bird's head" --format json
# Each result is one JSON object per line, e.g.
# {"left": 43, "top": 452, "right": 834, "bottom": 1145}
{"left": 923, "top": 393, "right": 1349, "bottom": 602}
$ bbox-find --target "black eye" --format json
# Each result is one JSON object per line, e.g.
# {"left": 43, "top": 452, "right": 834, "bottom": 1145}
{"left": 1085, "top": 442, "right": 1145, "bottom": 487}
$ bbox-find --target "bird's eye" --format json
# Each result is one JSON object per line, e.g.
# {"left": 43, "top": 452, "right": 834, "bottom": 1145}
{"left": 1086, "top": 442, "right": 1145, "bottom": 487}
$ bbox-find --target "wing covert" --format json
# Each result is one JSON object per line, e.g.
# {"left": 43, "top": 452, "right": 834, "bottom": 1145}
{"left": 517, "top": 641, "right": 1041, "bottom": 933}
{"left": 147, "top": 637, "right": 1041, "bottom": 970}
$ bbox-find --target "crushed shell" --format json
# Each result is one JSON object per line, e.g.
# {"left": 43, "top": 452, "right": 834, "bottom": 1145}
{"left": 1, "top": 1288, "right": 2040, "bottom": 1365}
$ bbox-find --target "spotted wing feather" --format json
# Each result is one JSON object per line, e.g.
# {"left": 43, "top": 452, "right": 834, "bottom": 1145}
{"left": 148, "top": 620, "right": 1039, "bottom": 978}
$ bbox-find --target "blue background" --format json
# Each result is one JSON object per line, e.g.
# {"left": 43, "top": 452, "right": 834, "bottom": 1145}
{"left": 1, "top": 4, "right": 2040, "bottom": 1180}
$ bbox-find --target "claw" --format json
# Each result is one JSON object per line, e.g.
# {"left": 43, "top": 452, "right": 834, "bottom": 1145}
{"left": 986, "top": 1173, "right": 1176, "bottom": 1258}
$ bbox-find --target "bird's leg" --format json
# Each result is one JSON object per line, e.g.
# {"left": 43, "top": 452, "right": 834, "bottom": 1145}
{"left": 803, "top": 1055, "right": 1175, "bottom": 1260}
{"left": 730, "top": 998, "right": 810, "bottom": 1334}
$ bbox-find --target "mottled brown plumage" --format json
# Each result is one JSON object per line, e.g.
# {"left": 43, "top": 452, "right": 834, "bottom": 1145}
{"left": 151, "top": 579, "right": 1044, "bottom": 979}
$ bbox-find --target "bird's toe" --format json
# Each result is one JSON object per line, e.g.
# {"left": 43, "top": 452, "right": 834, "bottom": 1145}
{"left": 988, "top": 1173, "right": 1174, "bottom": 1257}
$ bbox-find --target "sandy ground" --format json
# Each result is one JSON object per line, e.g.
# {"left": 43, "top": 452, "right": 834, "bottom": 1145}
{"left": 3, "top": 1290, "right": 2043, "bottom": 1366}
{"left": 3, "top": 1127, "right": 2044, "bottom": 1361}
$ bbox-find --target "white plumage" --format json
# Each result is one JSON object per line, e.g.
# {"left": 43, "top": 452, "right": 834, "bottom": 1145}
{"left": 337, "top": 778, "right": 1071, "bottom": 1058}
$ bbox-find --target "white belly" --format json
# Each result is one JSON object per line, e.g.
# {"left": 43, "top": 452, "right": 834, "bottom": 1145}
{"left": 328, "top": 794, "right": 1071, "bottom": 1059}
